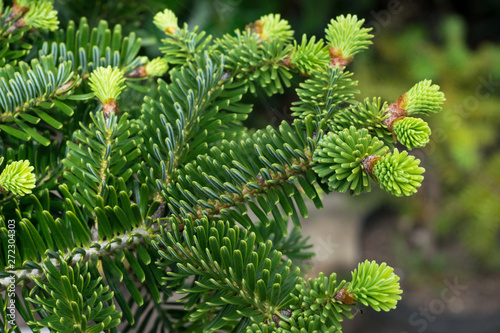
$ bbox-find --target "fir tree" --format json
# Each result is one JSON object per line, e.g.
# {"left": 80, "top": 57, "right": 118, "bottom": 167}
{"left": 0, "top": 3, "right": 445, "bottom": 332}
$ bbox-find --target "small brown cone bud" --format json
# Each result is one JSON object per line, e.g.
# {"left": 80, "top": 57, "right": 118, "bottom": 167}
{"left": 246, "top": 20, "right": 265, "bottom": 39}
{"left": 383, "top": 94, "right": 408, "bottom": 133}
{"left": 103, "top": 100, "right": 119, "bottom": 117}
{"left": 6, "top": 2, "right": 29, "bottom": 23}
{"left": 125, "top": 66, "right": 147, "bottom": 78}
{"left": 334, "top": 287, "right": 356, "bottom": 305}
{"left": 329, "top": 47, "right": 353, "bottom": 68}
{"left": 362, "top": 155, "right": 382, "bottom": 177}
{"left": 165, "top": 26, "right": 178, "bottom": 34}
{"left": 280, "top": 54, "right": 292, "bottom": 68}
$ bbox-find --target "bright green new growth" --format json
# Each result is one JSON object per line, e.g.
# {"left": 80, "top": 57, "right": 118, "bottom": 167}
{"left": 88, "top": 66, "right": 126, "bottom": 104}
{"left": 330, "top": 97, "right": 393, "bottom": 146}
{"left": 347, "top": 260, "right": 402, "bottom": 312}
{"left": 313, "top": 127, "right": 388, "bottom": 195}
{"left": 373, "top": 148, "right": 425, "bottom": 196}
{"left": 13, "top": 0, "right": 38, "bottom": 7}
{"left": 289, "top": 34, "right": 330, "bottom": 75}
{"left": 325, "top": 14, "right": 373, "bottom": 60}
{"left": 403, "top": 79, "right": 446, "bottom": 115}
{"left": 0, "top": 159, "right": 36, "bottom": 196}
{"left": 291, "top": 65, "right": 359, "bottom": 121}
{"left": 258, "top": 14, "right": 294, "bottom": 42}
{"left": 23, "top": 1, "right": 59, "bottom": 31}
{"left": 145, "top": 57, "right": 169, "bottom": 76}
{"left": 290, "top": 272, "right": 352, "bottom": 331}
{"left": 11, "top": 0, "right": 34, "bottom": 8}
{"left": 393, "top": 116, "right": 431, "bottom": 150}
{"left": 153, "top": 8, "right": 178, "bottom": 34}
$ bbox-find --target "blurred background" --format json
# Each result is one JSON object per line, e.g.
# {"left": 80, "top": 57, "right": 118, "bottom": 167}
{"left": 53, "top": 0, "right": 500, "bottom": 331}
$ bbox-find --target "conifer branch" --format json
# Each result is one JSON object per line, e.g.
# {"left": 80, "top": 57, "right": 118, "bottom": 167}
{"left": 291, "top": 65, "right": 359, "bottom": 123}
{"left": 288, "top": 34, "right": 330, "bottom": 76}
{"left": 165, "top": 118, "right": 320, "bottom": 237}
{"left": 330, "top": 97, "right": 393, "bottom": 146}
{"left": 62, "top": 111, "right": 142, "bottom": 217}
{"left": 139, "top": 52, "right": 250, "bottom": 200}
{"left": 325, "top": 14, "right": 373, "bottom": 67}
{"left": 0, "top": 223, "right": 153, "bottom": 288}
{"left": 156, "top": 217, "right": 301, "bottom": 329}
{"left": 0, "top": 6, "right": 447, "bottom": 332}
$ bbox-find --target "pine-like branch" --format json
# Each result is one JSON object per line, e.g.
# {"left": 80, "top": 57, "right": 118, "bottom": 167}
{"left": 215, "top": 29, "right": 293, "bottom": 95}
{"left": 0, "top": 159, "right": 36, "bottom": 196}
{"left": 0, "top": 56, "right": 75, "bottom": 145}
{"left": 62, "top": 111, "right": 142, "bottom": 217}
{"left": 288, "top": 34, "right": 330, "bottom": 76}
{"left": 138, "top": 52, "right": 251, "bottom": 200}
{"left": 156, "top": 217, "right": 300, "bottom": 331}
{"left": 329, "top": 97, "right": 393, "bottom": 146}
{"left": 291, "top": 65, "right": 359, "bottom": 123}
{"left": 0, "top": 6, "right": 446, "bottom": 332}
{"left": 165, "top": 118, "right": 323, "bottom": 239}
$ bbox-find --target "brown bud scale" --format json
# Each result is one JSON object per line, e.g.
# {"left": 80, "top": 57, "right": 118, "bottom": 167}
{"left": 334, "top": 287, "right": 356, "bottom": 305}
{"left": 126, "top": 66, "right": 147, "bottom": 78}
{"left": 103, "top": 100, "right": 119, "bottom": 117}
{"left": 383, "top": 94, "right": 408, "bottom": 133}
{"left": 6, "top": 2, "right": 29, "bottom": 23}
{"left": 362, "top": 155, "right": 382, "bottom": 176}
{"left": 329, "top": 47, "right": 353, "bottom": 68}
{"left": 245, "top": 20, "right": 265, "bottom": 39}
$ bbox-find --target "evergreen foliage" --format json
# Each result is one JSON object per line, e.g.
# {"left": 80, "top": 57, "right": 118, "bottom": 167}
{"left": 88, "top": 66, "right": 126, "bottom": 105}
{"left": 0, "top": 158, "right": 35, "bottom": 195}
{"left": 325, "top": 14, "right": 373, "bottom": 67}
{"left": 329, "top": 98, "right": 392, "bottom": 146}
{"left": 347, "top": 260, "right": 402, "bottom": 311}
{"left": 403, "top": 79, "right": 445, "bottom": 116}
{"left": 392, "top": 117, "right": 431, "bottom": 150}
{"left": 27, "top": 258, "right": 122, "bottom": 332}
{"left": 372, "top": 149, "right": 425, "bottom": 197}
{"left": 312, "top": 127, "right": 388, "bottom": 195}
{"left": 0, "top": 4, "right": 445, "bottom": 332}
{"left": 21, "top": 1, "right": 58, "bottom": 32}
